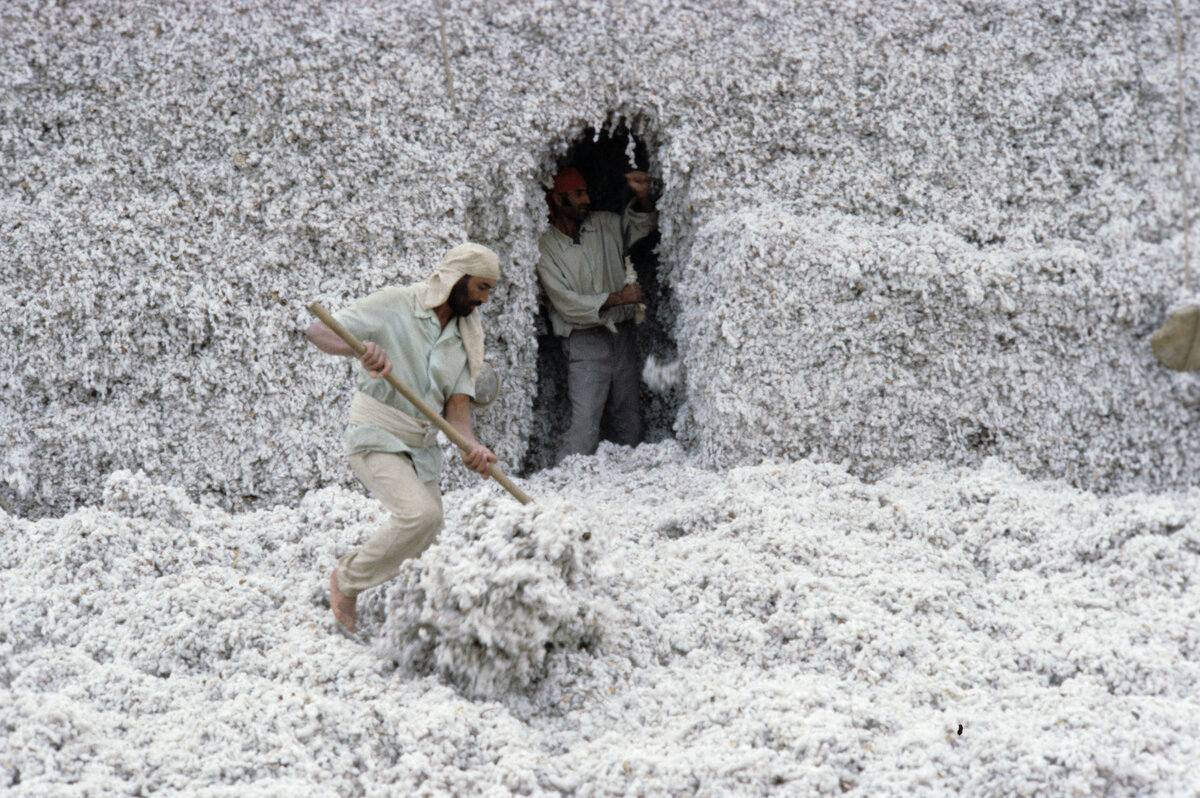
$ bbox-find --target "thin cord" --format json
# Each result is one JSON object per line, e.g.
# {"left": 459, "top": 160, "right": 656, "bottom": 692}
{"left": 1174, "top": 0, "right": 1190, "bottom": 290}
{"left": 436, "top": 0, "right": 457, "bottom": 115}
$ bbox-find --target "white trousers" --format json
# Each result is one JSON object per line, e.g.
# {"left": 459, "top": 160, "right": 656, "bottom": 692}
{"left": 335, "top": 450, "right": 443, "bottom": 598}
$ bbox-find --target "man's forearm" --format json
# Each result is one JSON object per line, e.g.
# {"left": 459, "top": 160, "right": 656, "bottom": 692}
{"left": 602, "top": 284, "right": 643, "bottom": 309}
{"left": 307, "top": 322, "right": 356, "bottom": 356}
{"left": 443, "top": 395, "right": 479, "bottom": 446}
{"left": 541, "top": 282, "right": 610, "bottom": 325}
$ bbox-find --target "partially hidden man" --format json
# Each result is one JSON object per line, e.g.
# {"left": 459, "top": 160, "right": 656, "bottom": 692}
{"left": 537, "top": 166, "right": 658, "bottom": 463}
{"left": 307, "top": 243, "right": 500, "bottom": 632}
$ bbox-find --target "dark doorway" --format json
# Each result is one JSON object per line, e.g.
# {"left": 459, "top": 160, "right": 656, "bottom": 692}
{"left": 522, "top": 117, "right": 680, "bottom": 473}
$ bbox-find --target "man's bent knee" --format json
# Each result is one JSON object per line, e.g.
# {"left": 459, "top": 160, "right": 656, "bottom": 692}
{"left": 417, "top": 493, "right": 443, "bottom": 529}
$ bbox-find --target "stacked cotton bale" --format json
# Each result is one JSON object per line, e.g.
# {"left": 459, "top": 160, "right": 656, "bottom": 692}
{"left": 674, "top": 210, "right": 1184, "bottom": 491}
{"left": 1, "top": 0, "right": 1197, "bottom": 517}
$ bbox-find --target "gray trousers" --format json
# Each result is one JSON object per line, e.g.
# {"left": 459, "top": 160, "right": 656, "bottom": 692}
{"left": 558, "top": 323, "right": 642, "bottom": 463}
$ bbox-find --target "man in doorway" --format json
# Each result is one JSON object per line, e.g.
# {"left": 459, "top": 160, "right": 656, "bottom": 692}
{"left": 307, "top": 243, "right": 500, "bottom": 632}
{"left": 536, "top": 166, "right": 658, "bottom": 462}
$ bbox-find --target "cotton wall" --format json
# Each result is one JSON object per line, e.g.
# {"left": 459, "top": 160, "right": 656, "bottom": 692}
{"left": 1, "top": 0, "right": 1196, "bottom": 516}
{"left": 676, "top": 211, "right": 1178, "bottom": 490}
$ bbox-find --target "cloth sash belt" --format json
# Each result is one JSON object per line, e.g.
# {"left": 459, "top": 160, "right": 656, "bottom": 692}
{"left": 348, "top": 391, "right": 439, "bottom": 448}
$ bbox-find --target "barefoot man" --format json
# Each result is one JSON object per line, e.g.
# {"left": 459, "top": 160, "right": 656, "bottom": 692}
{"left": 307, "top": 243, "right": 501, "bottom": 631}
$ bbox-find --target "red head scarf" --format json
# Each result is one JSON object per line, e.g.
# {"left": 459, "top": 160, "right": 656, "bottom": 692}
{"left": 547, "top": 167, "right": 588, "bottom": 222}
{"left": 552, "top": 167, "right": 587, "bottom": 194}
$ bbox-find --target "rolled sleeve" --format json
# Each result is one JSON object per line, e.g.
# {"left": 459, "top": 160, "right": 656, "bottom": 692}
{"left": 451, "top": 364, "right": 475, "bottom": 400}
{"left": 622, "top": 201, "right": 658, "bottom": 248}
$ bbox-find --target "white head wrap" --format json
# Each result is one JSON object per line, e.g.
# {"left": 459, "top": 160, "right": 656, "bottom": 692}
{"left": 411, "top": 243, "right": 500, "bottom": 381}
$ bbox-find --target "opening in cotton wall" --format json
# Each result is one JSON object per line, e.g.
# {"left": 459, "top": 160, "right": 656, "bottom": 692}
{"left": 521, "top": 117, "right": 682, "bottom": 474}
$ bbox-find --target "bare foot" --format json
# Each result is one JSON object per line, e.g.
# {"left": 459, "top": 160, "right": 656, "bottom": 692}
{"left": 330, "top": 570, "right": 357, "bottom": 632}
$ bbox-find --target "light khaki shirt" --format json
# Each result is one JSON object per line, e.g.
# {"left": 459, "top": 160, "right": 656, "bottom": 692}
{"left": 537, "top": 202, "right": 658, "bottom": 337}
{"left": 334, "top": 285, "right": 474, "bottom": 481}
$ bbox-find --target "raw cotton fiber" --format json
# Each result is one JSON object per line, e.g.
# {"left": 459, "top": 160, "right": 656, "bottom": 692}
{"left": 674, "top": 210, "right": 1185, "bottom": 490}
{"left": 383, "top": 494, "right": 608, "bottom": 699}
{"left": 641, "top": 353, "right": 682, "bottom": 395}
{"left": 2, "top": 0, "right": 1199, "bottom": 518}
{"left": 3, "top": 443, "right": 1199, "bottom": 795}
{"left": 3, "top": 1, "right": 1200, "bottom": 792}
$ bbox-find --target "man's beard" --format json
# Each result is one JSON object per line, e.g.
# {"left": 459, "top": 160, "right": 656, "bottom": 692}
{"left": 448, "top": 280, "right": 479, "bottom": 317}
{"left": 562, "top": 197, "right": 590, "bottom": 223}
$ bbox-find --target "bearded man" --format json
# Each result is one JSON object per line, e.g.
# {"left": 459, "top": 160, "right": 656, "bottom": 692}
{"left": 307, "top": 242, "right": 500, "bottom": 632}
{"left": 536, "top": 166, "right": 658, "bottom": 463}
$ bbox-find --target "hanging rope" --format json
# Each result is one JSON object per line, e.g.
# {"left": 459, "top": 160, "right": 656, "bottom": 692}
{"left": 1173, "top": 0, "right": 1190, "bottom": 290}
{"left": 436, "top": 0, "right": 457, "bottom": 115}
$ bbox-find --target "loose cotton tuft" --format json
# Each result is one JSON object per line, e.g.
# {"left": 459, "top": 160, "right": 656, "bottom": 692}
{"left": 383, "top": 493, "right": 608, "bottom": 698}
{"left": 642, "top": 354, "right": 682, "bottom": 394}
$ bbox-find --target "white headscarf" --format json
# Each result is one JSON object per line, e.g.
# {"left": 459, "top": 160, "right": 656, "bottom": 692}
{"left": 411, "top": 243, "right": 500, "bottom": 381}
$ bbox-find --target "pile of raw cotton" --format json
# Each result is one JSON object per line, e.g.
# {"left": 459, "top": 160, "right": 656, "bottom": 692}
{"left": 3, "top": 443, "right": 1198, "bottom": 795}
{"left": 384, "top": 494, "right": 607, "bottom": 698}
{"left": 3, "top": 0, "right": 1199, "bottom": 518}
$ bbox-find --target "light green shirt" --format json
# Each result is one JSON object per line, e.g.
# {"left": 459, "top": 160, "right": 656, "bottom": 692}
{"left": 537, "top": 202, "right": 658, "bottom": 337}
{"left": 333, "top": 285, "right": 474, "bottom": 481}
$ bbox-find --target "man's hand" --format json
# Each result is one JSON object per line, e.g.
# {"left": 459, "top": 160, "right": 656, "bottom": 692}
{"left": 308, "top": 322, "right": 393, "bottom": 377}
{"left": 461, "top": 444, "right": 498, "bottom": 478}
{"left": 359, "top": 341, "right": 391, "bottom": 378}
{"left": 604, "top": 283, "right": 645, "bottom": 308}
{"left": 625, "top": 170, "right": 651, "bottom": 199}
{"left": 443, "top": 394, "right": 491, "bottom": 478}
